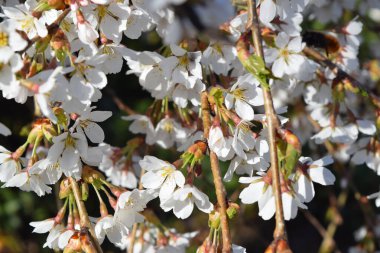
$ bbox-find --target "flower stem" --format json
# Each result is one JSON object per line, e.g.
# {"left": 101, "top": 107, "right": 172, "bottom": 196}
{"left": 127, "top": 168, "right": 146, "bottom": 253}
{"left": 69, "top": 177, "right": 103, "bottom": 253}
{"left": 246, "top": 0, "right": 287, "bottom": 240}
{"left": 201, "top": 91, "right": 232, "bottom": 253}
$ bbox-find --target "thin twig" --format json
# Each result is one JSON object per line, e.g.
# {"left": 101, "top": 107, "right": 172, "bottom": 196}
{"left": 106, "top": 88, "right": 136, "bottom": 115}
{"left": 201, "top": 91, "right": 232, "bottom": 253}
{"left": 302, "top": 210, "right": 328, "bottom": 238}
{"left": 69, "top": 177, "right": 103, "bottom": 253}
{"left": 302, "top": 47, "right": 380, "bottom": 109}
{"left": 246, "top": 0, "right": 286, "bottom": 240}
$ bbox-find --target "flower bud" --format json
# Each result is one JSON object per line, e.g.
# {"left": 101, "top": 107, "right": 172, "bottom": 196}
{"left": 81, "top": 182, "right": 89, "bottom": 201}
{"left": 63, "top": 233, "right": 81, "bottom": 253}
{"left": 82, "top": 166, "right": 105, "bottom": 187}
{"left": 197, "top": 237, "right": 216, "bottom": 253}
{"left": 209, "top": 211, "right": 221, "bottom": 229}
{"left": 264, "top": 239, "right": 292, "bottom": 253}
{"left": 226, "top": 202, "right": 240, "bottom": 219}
{"left": 51, "top": 29, "right": 70, "bottom": 62}
{"left": 42, "top": 123, "right": 57, "bottom": 142}
{"left": 59, "top": 178, "right": 72, "bottom": 199}
{"left": 80, "top": 233, "right": 97, "bottom": 253}
{"left": 54, "top": 107, "right": 68, "bottom": 128}
{"left": 27, "top": 127, "right": 43, "bottom": 145}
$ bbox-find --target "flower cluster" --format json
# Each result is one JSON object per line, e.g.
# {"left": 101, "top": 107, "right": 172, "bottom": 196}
{"left": 0, "top": 0, "right": 380, "bottom": 251}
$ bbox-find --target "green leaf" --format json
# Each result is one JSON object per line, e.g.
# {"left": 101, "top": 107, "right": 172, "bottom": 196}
{"left": 241, "top": 55, "right": 270, "bottom": 89}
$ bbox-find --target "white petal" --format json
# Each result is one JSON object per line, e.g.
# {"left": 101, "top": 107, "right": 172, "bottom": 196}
{"left": 309, "top": 167, "right": 336, "bottom": 185}
{"left": 239, "top": 181, "right": 265, "bottom": 204}
{"left": 351, "top": 150, "right": 367, "bottom": 165}
{"left": 235, "top": 100, "right": 254, "bottom": 121}
{"left": 357, "top": 120, "right": 376, "bottom": 136}
{"left": 30, "top": 219, "right": 55, "bottom": 234}
{"left": 141, "top": 171, "right": 165, "bottom": 189}
{"left": 259, "top": 0, "right": 276, "bottom": 24}
{"left": 0, "top": 123, "right": 11, "bottom": 136}
{"left": 84, "top": 122, "right": 105, "bottom": 143}
{"left": 295, "top": 174, "right": 314, "bottom": 203}
{"left": 173, "top": 198, "right": 194, "bottom": 219}
{"left": 58, "top": 230, "right": 74, "bottom": 249}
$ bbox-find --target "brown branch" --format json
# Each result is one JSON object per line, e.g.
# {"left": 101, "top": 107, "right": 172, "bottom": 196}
{"left": 246, "top": 0, "right": 287, "bottom": 241}
{"left": 105, "top": 88, "right": 136, "bottom": 115}
{"left": 318, "top": 190, "right": 347, "bottom": 253}
{"left": 302, "top": 210, "right": 328, "bottom": 239}
{"left": 201, "top": 91, "right": 232, "bottom": 253}
{"left": 69, "top": 177, "right": 103, "bottom": 253}
{"left": 302, "top": 47, "right": 380, "bottom": 109}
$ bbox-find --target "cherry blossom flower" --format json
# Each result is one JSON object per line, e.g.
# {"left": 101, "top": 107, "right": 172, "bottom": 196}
{"left": 91, "top": 2, "right": 130, "bottom": 43}
{"left": 71, "top": 106, "right": 112, "bottom": 143}
{"left": 266, "top": 32, "right": 306, "bottom": 78}
{"left": 122, "top": 114, "right": 156, "bottom": 145}
{"left": 225, "top": 73, "right": 264, "bottom": 121}
{"left": 160, "top": 44, "right": 202, "bottom": 89}
{"left": 293, "top": 156, "right": 335, "bottom": 203}
{"left": 2, "top": 160, "right": 53, "bottom": 196}
{"left": 139, "top": 155, "right": 185, "bottom": 201}
{"left": 202, "top": 43, "right": 237, "bottom": 75}
{"left": 0, "top": 146, "right": 24, "bottom": 183}
{"left": 30, "top": 219, "right": 65, "bottom": 249}
{"left": 47, "top": 132, "right": 88, "bottom": 179}
{"left": 2, "top": 1, "right": 48, "bottom": 39}
{"left": 154, "top": 117, "right": 188, "bottom": 149}
{"left": 124, "top": 7, "right": 153, "bottom": 39}
{"left": 99, "top": 145, "right": 139, "bottom": 189}
{"left": 0, "top": 20, "right": 27, "bottom": 62}
{"left": 208, "top": 125, "right": 233, "bottom": 160}
{"left": 161, "top": 184, "right": 213, "bottom": 219}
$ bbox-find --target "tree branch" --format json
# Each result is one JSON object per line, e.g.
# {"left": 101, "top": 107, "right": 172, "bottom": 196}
{"left": 105, "top": 88, "right": 136, "bottom": 115}
{"left": 302, "top": 47, "right": 380, "bottom": 109}
{"left": 201, "top": 91, "right": 232, "bottom": 253}
{"left": 69, "top": 177, "right": 103, "bottom": 253}
{"left": 246, "top": 0, "right": 286, "bottom": 240}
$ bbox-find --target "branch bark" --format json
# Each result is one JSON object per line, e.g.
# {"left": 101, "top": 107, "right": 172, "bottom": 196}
{"left": 69, "top": 177, "right": 103, "bottom": 253}
{"left": 246, "top": 0, "right": 287, "bottom": 240}
{"left": 201, "top": 91, "right": 232, "bottom": 253}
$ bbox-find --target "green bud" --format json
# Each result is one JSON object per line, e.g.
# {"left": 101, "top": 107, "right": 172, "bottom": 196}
{"left": 81, "top": 182, "right": 89, "bottom": 201}
{"left": 59, "top": 178, "right": 72, "bottom": 199}
{"left": 42, "top": 124, "right": 57, "bottom": 142}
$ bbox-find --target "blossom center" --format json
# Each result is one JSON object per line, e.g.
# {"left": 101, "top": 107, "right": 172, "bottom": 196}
{"left": 279, "top": 48, "right": 290, "bottom": 60}
{"left": 65, "top": 135, "right": 75, "bottom": 147}
{"left": 163, "top": 121, "right": 174, "bottom": 133}
{"left": 102, "top": 45, "right": 115, "bottom": 55}
{"left": 0, "top": 32, "right": 9, "bottom": 47}
{"left": 161, "top": 166, "right": 174, "bottom": 177}
{"left": 98, "top": 5, "right": 108, "bottom": 19}
{"left": 233, "top": 88, "right": 246, "bottom": 100}
{"left": 178, "top": 55, "right": 189, "bottom": 66}
{"left": 21, "top": 17, "right": 34, "bottom": 32}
